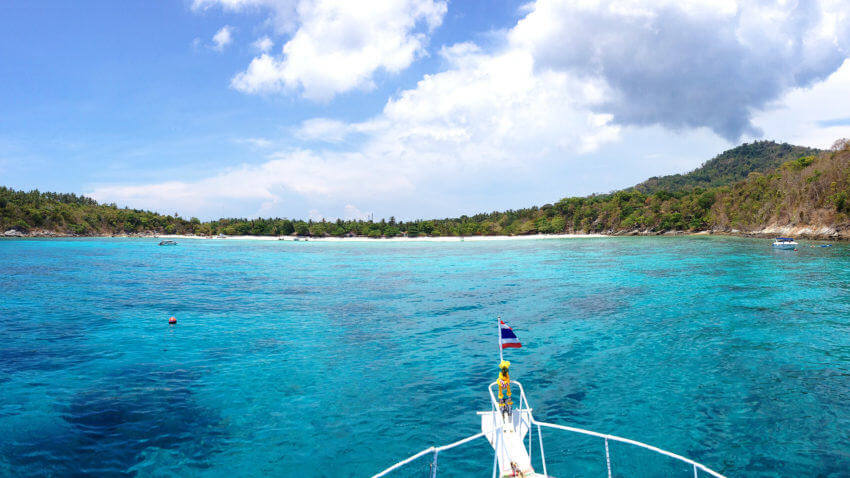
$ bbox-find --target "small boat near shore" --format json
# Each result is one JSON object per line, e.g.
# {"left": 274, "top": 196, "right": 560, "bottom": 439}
{"left": 772, "top": 237, "right": 797, "bottom": 250}
{"left": 158, "top": 240, "right": 178, "bottom": 246}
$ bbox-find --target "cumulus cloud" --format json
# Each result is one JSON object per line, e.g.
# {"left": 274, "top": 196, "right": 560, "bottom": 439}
{"left": 252, "top": 36, "right": 274, "bottom": 53}
{"left": 235, "top": 137, "right": 273, "bottom": 148}
{"left": 213, "top": 0, "right": 447, "bottom": 100}
{"left": 343, "top": 204, "right": 369, "bottom": 220}
{"left": 293, "top": 117, "right": 381, "bottom": 142}
{"left": 211, "top": 25, "right": 234, "bottom": 51}
{"left": 194, "top": 0, "right": 266, "bottom": 10}
{"left": 90, "top": 149, "right": 415, "bottom": 216}
{"left": 295, "top": 118, "right": 353, "bottom": 142}
{"left": 371, "top": 46, "right": 618, "bottom": 159}
{"left": 511, "top": 0, "right": 850, "bottom": 140}
{"left": 193, "top": 0, "right": 299, "bottom": 33}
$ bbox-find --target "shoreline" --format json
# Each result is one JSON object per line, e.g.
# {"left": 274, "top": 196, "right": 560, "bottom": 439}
{"left": 153, "top": 233, "right": 609, "bottom": 242}
{"left": 3, "top": 231, "right": 845, "bottom": 242}
{"left": 3, "top": 225, "right": 847, "bottom": 241}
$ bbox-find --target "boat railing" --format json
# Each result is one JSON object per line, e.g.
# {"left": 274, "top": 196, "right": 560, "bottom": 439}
{"left": 531, "top": 421, "right": 726, "bottom": 478}
{"left": 371, "top": 431, "right": 486, "bottom": 478}
{"left": 372, "top": 380, "right": 727, "bottom": 478}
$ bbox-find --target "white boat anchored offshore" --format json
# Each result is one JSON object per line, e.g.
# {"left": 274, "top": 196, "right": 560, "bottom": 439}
{"left": 373, "top": 319, "right": 726, "bottom": 478}
{"left": 772, "top": 237, "right": 798, "bottom": 249}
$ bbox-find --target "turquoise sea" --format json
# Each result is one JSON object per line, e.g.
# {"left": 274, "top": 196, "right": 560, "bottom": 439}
{"left": 1, "top": 237, "right": 849, "bottom": 477}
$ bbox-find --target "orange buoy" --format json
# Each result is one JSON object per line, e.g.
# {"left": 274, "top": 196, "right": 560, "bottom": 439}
{"left": 168, "top": 316, "right": 177, "bottom": 324}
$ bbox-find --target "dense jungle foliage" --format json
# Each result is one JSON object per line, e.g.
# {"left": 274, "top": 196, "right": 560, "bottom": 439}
{"left": 633, "top": 141, "right": 822, "bottom": 193}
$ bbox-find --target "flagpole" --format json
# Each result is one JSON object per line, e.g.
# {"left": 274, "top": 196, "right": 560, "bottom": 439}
{"left": 497, "top": 316, "right": 503, "bottom": 363}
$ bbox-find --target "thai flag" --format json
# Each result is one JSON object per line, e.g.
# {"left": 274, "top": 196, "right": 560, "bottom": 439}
{"left": 500, "top": 320, "right": 522, "bottom": 349}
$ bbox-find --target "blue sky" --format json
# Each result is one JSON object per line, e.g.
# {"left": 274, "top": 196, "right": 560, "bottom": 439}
{"left": 2, "top": 0, "right": 850, "bottom": 220}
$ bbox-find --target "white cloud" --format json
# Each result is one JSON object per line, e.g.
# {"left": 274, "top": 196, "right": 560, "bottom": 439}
{"left": 194, "top": 0, "right": 263, "bottom": 10}
{"left": 219, "top": 0, "right": 447, "bottom": 100}
{"left": 252, "top": 36, "right": 274, "bottom": 53}
{"left": 230, "top": 54, "right": 279, "bottom": 92}
{"left": 193, "top": 0, "right": 299, "bottom": 33}
{"left": 293, "top": 118, "right": 376, "bottom": 142}
{"left": 212, "top": 25, "right": 234, "bottom": 51}
{"left": 343, "top": 204, "right": 368, "bottom": 220}
{"left": 93, "top": 9, "right": 619, "bottom": 218}
{"left": 90, "top": 149, "right": 415, "bottom": 217}
{"left": 294, "top": 118, "right": 350, "bottom": 142}
{"left": 98, "top": 0, "right": 850, "bottom": 219}
{"left": 365, "top": 37, "right": 620, "bottom": 160}
{"left": 235, "top": 137, "right": 273, "bottom": 148}
{"left": 752, "top": 59, "right": 850, "bottom": 148}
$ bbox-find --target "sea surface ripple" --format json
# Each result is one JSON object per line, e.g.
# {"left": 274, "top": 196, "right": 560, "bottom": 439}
{"left": 1, "top": 236, "right": 849, "bottom": 477}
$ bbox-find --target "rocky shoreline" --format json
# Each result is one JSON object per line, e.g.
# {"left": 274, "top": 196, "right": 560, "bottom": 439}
{"left": 615, "top": 224, "right": 848, "bottom": 240}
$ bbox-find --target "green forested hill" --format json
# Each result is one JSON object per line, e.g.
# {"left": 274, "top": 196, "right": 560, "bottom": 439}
{"left": 633, "top": 141, "right": 822, "bottom": 193}
{"left": 2, "top": 140, "right": 849, "bottom": 238}
{"left": 711, "top": 145, "right": 850, "bottom": 232}
{"left": 0, "top": 188, "right": 194, "bottom": 235}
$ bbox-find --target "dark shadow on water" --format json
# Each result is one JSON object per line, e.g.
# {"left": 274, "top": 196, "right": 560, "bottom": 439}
{"left": 2, "top": 366, "right": 225, "bottom": 476}
{"left": 0, "top": 340, "right": 98, "bottom": 382}
{"left": 431, "top": 304, "right": 484, "bottom": 316}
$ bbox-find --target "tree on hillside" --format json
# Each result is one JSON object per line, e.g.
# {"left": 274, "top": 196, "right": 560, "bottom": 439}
{"left": 831, "top": 138, "right": 850, "bottom": 151}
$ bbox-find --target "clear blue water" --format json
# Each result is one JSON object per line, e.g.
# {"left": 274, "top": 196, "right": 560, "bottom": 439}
{"left": 1, "top": 237, "right": 849, "bottom": 477}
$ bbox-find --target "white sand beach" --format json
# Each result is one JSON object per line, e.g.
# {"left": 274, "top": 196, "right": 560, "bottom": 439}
{"left": 155, "top": 233, "right": 608, "bottom": 242}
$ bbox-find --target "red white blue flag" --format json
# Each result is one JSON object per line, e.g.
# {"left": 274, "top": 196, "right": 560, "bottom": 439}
{"left": 500, "top": 320, "right": 522, "bottom": 349}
